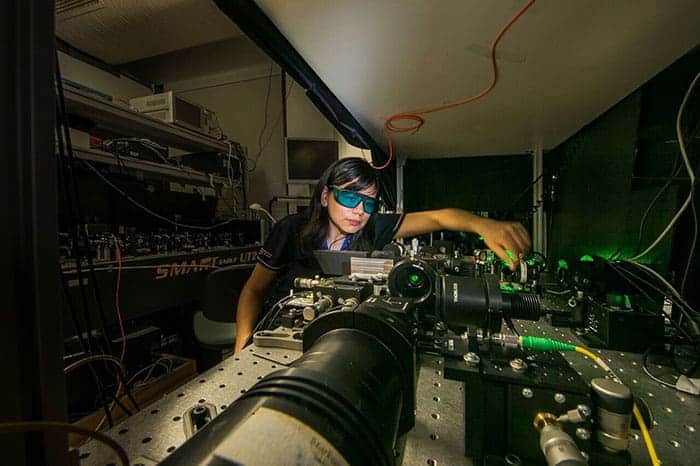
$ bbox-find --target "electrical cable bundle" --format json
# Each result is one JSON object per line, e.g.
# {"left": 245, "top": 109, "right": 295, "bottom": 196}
{"left": 571, "top": 71, "right": 700, "bottom": 392}
{"left": 600, "top": 258, "right": 700, "bottom": 393}
{"left": 629, "top": 71, "right": 699, "bottom": 264}
{"left": 55, "top": 52, "right": 127, "bottom": 430}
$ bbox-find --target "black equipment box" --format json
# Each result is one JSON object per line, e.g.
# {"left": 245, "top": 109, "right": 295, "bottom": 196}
{"left": 580, "top": 301, "right": 664, "bottom": 352}
{"left": 445, "top": 350, "right": 594, "bottom": 465}
{"left": 174, "top": 151, "right": 240, "bottom": 179}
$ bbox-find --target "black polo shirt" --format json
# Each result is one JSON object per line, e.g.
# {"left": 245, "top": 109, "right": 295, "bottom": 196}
{"left": 256, "top": 213, "right": 404, "bottom": 305}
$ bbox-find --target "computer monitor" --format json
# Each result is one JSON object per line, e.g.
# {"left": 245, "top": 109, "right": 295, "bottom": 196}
{"left": 286, "top": 138, "right": 339, "bottom": 184}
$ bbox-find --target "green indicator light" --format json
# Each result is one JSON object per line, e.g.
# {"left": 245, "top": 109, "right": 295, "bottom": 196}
{"left": 557, "top": 259, "right": 569, "bottom": 270}
{"left": 409, "top": 273, "right": 420, "bottom": 284}
{"left": 478, "top": 235, "right": 484, "bottom": 241}
{"left": 526, "top": 258, "right": 536, "bottom": 266}
{"left": 624, "top": 294, "right": 631, "bottom": 309}
{"left": 580, "top": 254, "right": 595, "bottom": 263}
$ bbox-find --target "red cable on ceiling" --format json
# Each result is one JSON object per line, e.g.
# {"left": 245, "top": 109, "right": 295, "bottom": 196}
{"left": 372, "top": 0, "right": 537, "bottom": 170}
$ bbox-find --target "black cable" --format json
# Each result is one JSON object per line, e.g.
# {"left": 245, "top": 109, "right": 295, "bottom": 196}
{"left": 506, "top": 173, "right": 544, "bottom": 213}
{"left": 670, "top": 340, "right": 700, "bottom": 377}
{"left": 247, "top": 64, "right": 275, "bottom": 172}
{"left": 99, "top": 389, "right": 115, "bottom": 428}
{"left": 83, "top": 160, "right": 241, "bottom": 231}
{"left": 605, "top": 261, "right": 655, "bottom": 303}
{"left": 55, "top": 55, "right": 113, "bottom": 355}
{"left": 59, "top": 268, "right": 90, "bottom": 354}
{"left": 244, "top": 293, "right": 300, "bottom": 348}
{"left": 247, "top": 76, "right": 294, "bottom": 173}
{"left": 634, "top": 109, "right": 700, "bottom": 258}
{"left": 633, "top": 161, "right": 683, "bottom": 257}
{"left": 115, "top": 366, "right": 140, "bottom": 412}
{"left": 56, "top": 139, "right": 91, "bottom": 355}
{"left": 641, "top": 345, "right": 677, "bottom": 388}
{"left": 504, "top": 316, "right": 520, "bottom": 337}
{"left": 619, "top": 260, "right": 698, "bottom": 315}
{"left": 108, "top": 395, "right": 132, "bottom": 417}
{"left": 55, "top": 56, "right": 119, "bottom": 425}
{"left": 604, "top": 261, "right": 693, "bottom": 341}
{"left": 257, "top": 64, "right": 273, "bottom": 160}
{"left": 55, "top": 103, "right": 98, "bottom": 354}
{"left": 612, "top": 261, "right": 696, "bottom": 318}
{"left": 239, "top": 155, "right": 248, "bottom": 210}
{"left": 681, "top": 196, "right": 697, "bottom": 295}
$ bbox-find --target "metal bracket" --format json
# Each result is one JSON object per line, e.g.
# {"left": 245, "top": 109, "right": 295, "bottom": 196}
{"left": 253, "top": 326, "right": 303, "bottom": 351}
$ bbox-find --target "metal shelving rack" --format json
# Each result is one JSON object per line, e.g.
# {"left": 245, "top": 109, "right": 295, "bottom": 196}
{"left": 71, "top": 146, "right": 229, "bottom": 185}
{"left": 63, "top": 87, "right": 230, "bottom": 153}
{"left": 61, "top": 86, "right": 244, "bottom": 187}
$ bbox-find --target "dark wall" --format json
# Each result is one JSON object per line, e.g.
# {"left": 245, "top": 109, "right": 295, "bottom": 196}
{"left": 546, "top": 47, "right": 698, "bottom": 298}
{"left": 404, "top": 154, "right": 533, "bottom": 217}
{"left": 545, "top": 91, "right": 679, "bottom": 265}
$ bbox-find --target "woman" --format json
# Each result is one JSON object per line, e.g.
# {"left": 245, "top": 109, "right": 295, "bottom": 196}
{"left": 234, "top": 157, "right": 531, "bottom": 352}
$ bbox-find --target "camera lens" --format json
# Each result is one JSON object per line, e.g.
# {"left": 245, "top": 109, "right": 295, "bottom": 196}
{"left": 388, "top": 260, "right": 433, "bottom": 302}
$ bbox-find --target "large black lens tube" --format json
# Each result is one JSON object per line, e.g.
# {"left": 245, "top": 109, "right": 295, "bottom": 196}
{"left": 161, "top": 307, "right": 413, "bottom": 466}
{"left": 439, "top": 274, "right": 541, "bottom": 331}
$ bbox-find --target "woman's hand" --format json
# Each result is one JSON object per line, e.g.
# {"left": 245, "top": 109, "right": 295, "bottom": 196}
{"left": 395, "top": 209, "right": 532, "bottom": 270}
{"left": 475, "top": 218, "right": 531, "bottom": 270}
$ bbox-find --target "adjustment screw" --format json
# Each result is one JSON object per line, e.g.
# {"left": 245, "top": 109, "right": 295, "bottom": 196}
{"left": 554, "top": 393, "right": 566, "bottom": 404}
{"left": 522, "top": 388, "right": 534, "bottom": 399}
{"left": 576, "top": 428, "right": 591, "bottom": 440}
{"left": 577, "top": 404, "right": 592, "bottom": 418}
{"left": 463, "top": 352, "right": 480, "bottom": 366}
{"left": 510, "top": 358, "right": 527, "bottom": 372}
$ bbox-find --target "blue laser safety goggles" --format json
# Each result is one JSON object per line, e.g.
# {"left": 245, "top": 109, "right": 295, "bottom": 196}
{"left": 330, "top": 186, "right": 379, "bottom": 214}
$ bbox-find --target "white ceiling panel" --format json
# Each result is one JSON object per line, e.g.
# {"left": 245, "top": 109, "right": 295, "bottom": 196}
{"left": 56, "top": 0, "right": 242, "bottom": 64}
{"left": 255, "top": 0, "right": 700, "bottom": 158}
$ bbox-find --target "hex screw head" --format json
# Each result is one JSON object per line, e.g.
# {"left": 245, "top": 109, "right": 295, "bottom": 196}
{"left": 464, "top": 352, "right": 480, "bottom": 366}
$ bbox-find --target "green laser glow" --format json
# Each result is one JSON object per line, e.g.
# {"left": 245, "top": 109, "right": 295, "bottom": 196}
{"left": 557, "top": 259, "right": 569, "bottom": 270}
{"left": 505, "top": 249, "right": 516, "bottom": 261}
{"left": 579, "top": 254, "right": 595, "bottom": 262}
{"left": 607, "top": 294, "right": 632, "bottom": 309}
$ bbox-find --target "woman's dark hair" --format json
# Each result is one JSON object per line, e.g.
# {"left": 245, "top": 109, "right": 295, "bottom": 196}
{"left": 299, "top": 157, "right": 378, "bottom": 255}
